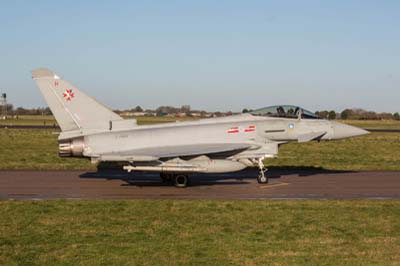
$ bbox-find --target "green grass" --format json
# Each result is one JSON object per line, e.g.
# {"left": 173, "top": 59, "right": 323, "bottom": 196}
{"left": 0, "top": 115, "right": 57, "bottom": 126}
{"left": 134, "top": 116, "right": 199, "bottom": 125}
{"left": 267, "top": 132, "right": 400, "bottom": 171}
{"left": 1, "top": 116, "right": 399, "bottom": 171}
{"left": 0, "top": 115, "right": 197, "bottom": 126}
{"left": 2, "top": 115, "right": 400, "bottom": 129}
{"left": 1, "top": 117, "right": 399, "bottom": 265}
{"left": 1, "top": 129, "right": 400, "bottom": 171}
{"left": 0, "top": 200, "right": 399, "bottom": 266}
{"left": 0, "top": 129, "right": 94, "bottom": 170}
{"left": 341, "top": 120, "right": 400, "bottom": 130}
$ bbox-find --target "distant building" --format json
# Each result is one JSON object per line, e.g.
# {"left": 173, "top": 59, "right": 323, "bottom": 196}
{"left": 144, "top": 111, "right": 157, "bottom": 116}
{"left": 132, "top": 112, "right": 145, "bottom": 116}
{"left": 189, "top": 112, "right": 202, "bottom": 117}
{"left": 120, "top": 111, "right": 135, "bottom": 117}
{"left": 175, "top": 112, "right": 187, "bottom": 117}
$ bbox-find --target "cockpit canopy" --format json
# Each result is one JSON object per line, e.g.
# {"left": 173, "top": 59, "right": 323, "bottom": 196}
{"left": 251, "top": 105, "right": 321, "bottom": 119}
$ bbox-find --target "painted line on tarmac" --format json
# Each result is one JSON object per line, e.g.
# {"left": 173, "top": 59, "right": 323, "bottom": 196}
{"left": 259, "top": 182, "right": 290, "bottom": 189}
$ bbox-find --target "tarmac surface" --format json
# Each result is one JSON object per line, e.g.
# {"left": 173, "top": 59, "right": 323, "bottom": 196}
{"left": 0, "top": 169, "right": 399, "bottom": 200}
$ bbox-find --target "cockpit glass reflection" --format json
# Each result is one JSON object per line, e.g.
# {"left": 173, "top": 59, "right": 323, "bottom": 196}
{"left": 251, "top": 105, "right": 321, "bottom": 119}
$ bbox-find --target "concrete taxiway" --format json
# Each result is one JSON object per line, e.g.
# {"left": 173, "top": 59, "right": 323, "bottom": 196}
{"left": 0, "top": 169, "right": 399, "bottom": 200}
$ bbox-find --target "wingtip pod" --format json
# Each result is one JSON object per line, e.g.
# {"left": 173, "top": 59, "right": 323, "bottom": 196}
{"left": 31, "top": 68, "right": 59, "bottom": 79}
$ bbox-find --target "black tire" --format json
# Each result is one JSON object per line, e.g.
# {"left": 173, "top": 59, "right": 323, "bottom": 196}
{"left": 257, "top": 174, "right": 268, "bottom": 184}
{"left": 174, "top": 174, "right": 189, "bottom": 188}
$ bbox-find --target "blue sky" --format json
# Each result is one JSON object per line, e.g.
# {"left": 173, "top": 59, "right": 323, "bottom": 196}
{"left": 1, "top": 1, "right": 399, "bottom": 112}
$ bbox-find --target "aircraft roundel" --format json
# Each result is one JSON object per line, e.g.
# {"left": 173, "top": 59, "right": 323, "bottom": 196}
{"left": 63, "top": 89, "right": 75, "bottom": 102}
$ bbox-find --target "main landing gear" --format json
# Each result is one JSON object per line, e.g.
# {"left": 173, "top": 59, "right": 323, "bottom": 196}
{"left": 257, "top": 158, "right": 269, "bottom": 184}
{"left": 160, "top": 173, "right": 189, "bottom": 188}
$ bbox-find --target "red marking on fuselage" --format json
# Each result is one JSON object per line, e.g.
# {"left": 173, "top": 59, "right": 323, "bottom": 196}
{"left": 227, "top": 127, "right": 239, "bottom": 134}
{"left": 244, "top": 125, "right": 256, "bottom": 133}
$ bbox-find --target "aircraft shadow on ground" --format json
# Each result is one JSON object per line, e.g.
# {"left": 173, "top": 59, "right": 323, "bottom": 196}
{"left": 266, "top": 166, "right": 353, "bottom": 178}
{"left": 79, "top": 166, "right": 352, "bottom": 187}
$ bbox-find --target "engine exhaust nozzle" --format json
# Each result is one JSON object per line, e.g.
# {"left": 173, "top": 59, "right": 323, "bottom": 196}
{"left": 58, "top": 138, "right": 85, "bottom": 157}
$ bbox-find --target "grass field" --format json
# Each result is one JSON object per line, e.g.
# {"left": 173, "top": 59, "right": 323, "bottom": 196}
{"left": 0, "top": 200, "right": 399, "bottom": 266}
{"left": 0, "top": 115, "right": 198, "bottom": 126}
{"left": 341, "top": 120, "right": 400, "bottom": 130}
{"left": 2, "top": 115, "right": 400, "bottom": 129}
{"left": 269, "top": 132, "right": 400, "bottom": 171}
{"left": 1, "top": 117, "right": 400, "bottom": 171}
{"left": 0, "top": 115, "right": 57, "bottom": 126}
{"left": 0, "top": 129, "right": 93, "bottom": 170}
{"left": 1, "top": 128, "right": 399, "bottom": 171}
{"left": 1, "top": 117, "right": 399, "bottom": 266}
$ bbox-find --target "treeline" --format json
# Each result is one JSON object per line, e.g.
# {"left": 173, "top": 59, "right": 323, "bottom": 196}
{"left": 113, "top": 105, "right": 194, "bottom": 116}
{"left": 314, "top": 110, "right": 338, "bottom": 120}
{"left": 113, "top": 105, "right": 233, "bottom": 117}
{"left": 2, "top": 104, "right": 400, "bottom": 120}
{"left": 2, "top": 105, "right": 53, "bottom": 116}
{"left": 316, "top": 108, "right": 400, "bottom": 120}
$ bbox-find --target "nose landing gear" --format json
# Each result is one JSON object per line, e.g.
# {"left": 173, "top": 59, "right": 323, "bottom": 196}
{"left": 257, "top": 158, "right": 269, "bottom": 184}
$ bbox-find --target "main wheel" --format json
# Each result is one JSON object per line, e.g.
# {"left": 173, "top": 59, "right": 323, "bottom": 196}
{"left": 257, "top": 174, "right": 268, "bottom": 184}
{"left": 174, "top": 174, "right": 189, "bottom": 188}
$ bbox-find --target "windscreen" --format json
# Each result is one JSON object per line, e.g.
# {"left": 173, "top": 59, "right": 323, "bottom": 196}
{"left": 251, "top": 105, "right": 321, "bottom": 119}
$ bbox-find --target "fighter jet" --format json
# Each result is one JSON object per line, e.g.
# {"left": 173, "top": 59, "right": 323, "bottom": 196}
{"left": 32, "top": 68, "right": 369, "bottom": 187}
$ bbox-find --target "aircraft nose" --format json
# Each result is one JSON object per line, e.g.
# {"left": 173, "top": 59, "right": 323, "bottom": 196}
{"left": 331, "top": 121, "right": 369, "bottom": 139}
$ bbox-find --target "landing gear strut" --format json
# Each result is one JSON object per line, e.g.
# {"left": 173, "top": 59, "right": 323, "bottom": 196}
{"left": 257, "top": 158, "right": 268, "bottom": 184}
{"left": 160, "top": 173, "right": 173, "bottom": 184}
{"left": 160, "top": 173, "right": 189, "bottom": 187}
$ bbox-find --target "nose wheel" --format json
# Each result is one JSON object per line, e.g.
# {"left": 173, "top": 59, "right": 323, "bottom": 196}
{"left": 257, "top": 174, "right": 268, "bottom": 184}
{"left": 257, "top": 158, "right": 269, "bottom": 184}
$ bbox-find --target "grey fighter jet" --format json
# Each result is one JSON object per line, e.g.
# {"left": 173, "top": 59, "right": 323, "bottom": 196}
{"left": 32, "top": 68, "right": 369, "bottom": 187}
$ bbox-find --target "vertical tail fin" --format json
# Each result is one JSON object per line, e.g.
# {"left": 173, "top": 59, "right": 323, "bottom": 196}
{"left": 31, "top": 68, "right": 123, "bottom": 132}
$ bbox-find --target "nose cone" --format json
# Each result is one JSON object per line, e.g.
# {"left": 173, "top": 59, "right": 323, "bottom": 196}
{"left": 331, "top": 121, "right": 369, "bottom": 140}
